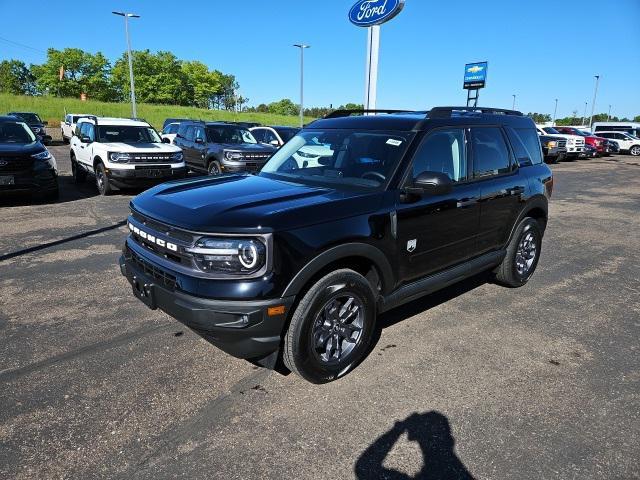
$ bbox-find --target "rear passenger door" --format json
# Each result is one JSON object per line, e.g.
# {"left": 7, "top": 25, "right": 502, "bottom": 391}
{"left": 193, "top": 126, "right": 208, "bottom": 169}
{"left": 180, "top": 125, "right": 197, "bottom": 167}
{"left": 470, "top": 126, "right": 527, "bottom": 254}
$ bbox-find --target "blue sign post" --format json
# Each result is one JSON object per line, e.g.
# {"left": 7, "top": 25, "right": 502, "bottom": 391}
{"left": 348, "top": 0, "right": 406, "bottom": 110}
{"left": 463, "top": 61, "right": 488, "bottom": 107}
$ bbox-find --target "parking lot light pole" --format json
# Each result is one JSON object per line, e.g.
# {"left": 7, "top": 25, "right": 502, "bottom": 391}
{"left": 581, "top": 102, "right": 588, "bottom": 126}
{"left": 113, "top": 11, "right": 140, "bottom": 118}
{"left": 607, "top": 105, "right": 611, "bottom": 122}
{"left": 553, "top": 99, "right": 558, "bottom": 126}
{"left": 293, "top": 44, "right": 309, "bottom": 128}
{"left": 512, "top": 94, "right": 516, "bottom": 110}
{"left": 589, "top": 75, "right": 600, "bottom": 129}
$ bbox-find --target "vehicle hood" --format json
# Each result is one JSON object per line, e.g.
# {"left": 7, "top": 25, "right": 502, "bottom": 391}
{"left": 99, "top": 142, "right": 181, "bottom": 153}
{"left": 220, "top": 143, "right": 276, "bottom": 153}
{"left": 0, "top": 141, "right": 44, "bottom": 156}
{"left": 131, "top": 174, "right": 383, "bottom": 232}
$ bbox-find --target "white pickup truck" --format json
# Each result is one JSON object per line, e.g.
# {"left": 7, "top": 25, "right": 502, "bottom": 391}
{"left": 536, "top": 125, "right": 586, "bottom": 159}
{"left": 61, "top": 113, "right": 92, "bottom": 144}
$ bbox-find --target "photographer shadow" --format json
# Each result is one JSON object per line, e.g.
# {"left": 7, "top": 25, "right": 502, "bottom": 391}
{"left": 355, "top": 411, "right": 475, "bottom": 480}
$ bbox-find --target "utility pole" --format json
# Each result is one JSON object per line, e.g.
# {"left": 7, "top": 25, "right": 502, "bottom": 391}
{"left": 553, "top": 98, "right": 558, "bottom": 126}
{"left": 293, "top": 44, "right": 309, "bottom": 128}
{"left": 113, "top": 11, "right": 140, "bottom": 118}
{"left": 607, "top": 105, "right": 611, "bottom": 122}
{"left": 581, "top": 102, "right": 588, "bottom": 126}
{"left": 512, "top": 94, "right": 516, "bottom": 110}
{"left": 589, "top": 75, "right": 600, "bottom": 129}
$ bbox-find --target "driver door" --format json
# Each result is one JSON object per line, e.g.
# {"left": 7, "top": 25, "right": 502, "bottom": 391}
{"left": 396, "top": 128, "right": 481, "bottom": 283}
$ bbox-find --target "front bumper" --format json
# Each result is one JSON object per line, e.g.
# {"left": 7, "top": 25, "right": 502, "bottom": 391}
{"left": 0, "top": 168, "right": 58, "bottom": 195}
{"left": 108, "top": 166, "right": 187, "bottom": 187}
{"left": 119, "top": 248, "right": 294, "bottom": 360}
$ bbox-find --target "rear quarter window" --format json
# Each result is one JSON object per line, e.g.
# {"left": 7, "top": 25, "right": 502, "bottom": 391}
{"left": 513, "top": 127, "right": 543, "bottom": 165}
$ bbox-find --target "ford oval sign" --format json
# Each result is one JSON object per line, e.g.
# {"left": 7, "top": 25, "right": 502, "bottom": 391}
{"left": 349, "top": 0, "right": 405, "bottom": 27}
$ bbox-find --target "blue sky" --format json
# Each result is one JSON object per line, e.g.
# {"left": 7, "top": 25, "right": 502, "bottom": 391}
{"left": 1, "top": 0, "right": 639, "bottom": 118}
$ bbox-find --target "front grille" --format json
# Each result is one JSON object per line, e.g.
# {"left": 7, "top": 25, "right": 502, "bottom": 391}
{"left": 575, "top": 139, "right": 585, "bottom": 146}
{"left": 129, "top": 248, "right": 177, "bottom": 290}
{"left": 242, "top": 153, "right": 270, "bottom": 161}
{"left": 0, "top": 156, "right": 33, "bottom": 173}
{"left": 557, "top": 140, "right": 567, "bottom": 148}
{"left": 244, "top": 162, "right": 260, "bottom": 171}
{"left": 126, "top": 153, "right": 176, "bottom": 164}
{"left": 131, "top": 211, "right": 194, "bottom": 243}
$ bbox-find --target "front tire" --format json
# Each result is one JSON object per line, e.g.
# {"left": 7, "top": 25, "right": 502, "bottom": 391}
{"left": 95, "top": 163, "right": 112, "bottom": 195}
{"left": 494, "top": 217, "right": 543, "bottom": 287}
{"left": 207, "top": 160, "right": 221, "bottom": 176}
{"left": 283, "top": 269, "right": 377, "bottom": 383}
{"left": 71, "top": 154, "right": 87, "bottom": 183}
{"left": 630, "top": 145, "right": 640, "bottom": 156}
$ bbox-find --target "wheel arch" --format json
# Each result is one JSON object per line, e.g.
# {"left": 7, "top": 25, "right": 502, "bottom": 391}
{"left": 507, "top": 196, "right": 548, "bottom": 245}
{"left": 281, "top": 243, "right": 395, "bottom": 299}
{"left": 93, "top": 155, "right": 104, "bottom": 171}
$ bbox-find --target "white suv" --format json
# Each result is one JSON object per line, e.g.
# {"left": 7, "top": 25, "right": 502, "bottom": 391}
{"left": 596, "top": 131, "right": 640, "bottom": 156}
{"left": 70, "top": 117, "right": 186, "bottom": 195}
{"left": 536, "top": 126, "right": 586, "bottom": 158}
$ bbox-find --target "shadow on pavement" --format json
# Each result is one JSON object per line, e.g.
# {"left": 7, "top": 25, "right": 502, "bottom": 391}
{"left": 355, "top": 411, "right": 475, "bottom": 480}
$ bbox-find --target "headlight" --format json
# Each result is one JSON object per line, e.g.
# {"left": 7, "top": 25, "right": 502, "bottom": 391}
{"left": 170, "top": 152, "right": 183, "bottom": 162}
{"left": 109, "top": 152, "right": 132, "bottom": 163}
{"left": 547, "top": 141, "right": 557, "bottom": 148}
{"left": 31, "top": 150, "right": 52, "bottom": 161}
{"left": 224, "top": 151, "right": 244, "bottom": 161}
{"left": 187, "top": 237, "right": 267, "bottom": 275}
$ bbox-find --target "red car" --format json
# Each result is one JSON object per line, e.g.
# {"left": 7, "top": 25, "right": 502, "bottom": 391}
{"left": 554, "top": 127, "right": 607, "bottom": 156}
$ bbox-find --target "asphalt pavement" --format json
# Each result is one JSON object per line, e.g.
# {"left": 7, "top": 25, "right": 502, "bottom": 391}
{"left": 0, "top": 145, "right": 638, "bottom": 479}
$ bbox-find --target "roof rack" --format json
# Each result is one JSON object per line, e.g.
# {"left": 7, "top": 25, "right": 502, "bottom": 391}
{"left": 428, "top": 106, "right": 523, "bottom": 118}
{"left": 323, "top": 109, "right": 417, "bottom": 119}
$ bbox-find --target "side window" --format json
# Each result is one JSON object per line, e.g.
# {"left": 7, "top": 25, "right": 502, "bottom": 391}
{"left": 263, "top": 129, "right": 278, "bottom": 145}
{"left": 514, "top": 128, "right": 543, "bottom": 165}
{"left": 194, "top": 126, "right": 205, "bottom": 142}
{"left": 177, "top": 123, "right": 189, "bottom": 139}
{"left": 411, "top": 128, "right": 467, "bottom": 182}
{"left": 470, "top": 127, "right": 511, "bottom": 177}
{"left": 75, "top": 123, "right": 83, "bottom": 136}
{"left": 184, "top": 126, "right": 195, "bottom": 142}
{"left": 251, "top": 129, "right": 265, "bottom": 143}
{"left": 85, "top": 123, "right": 95, "bottom": 141}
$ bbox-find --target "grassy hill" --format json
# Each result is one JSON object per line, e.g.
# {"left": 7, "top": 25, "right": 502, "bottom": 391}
{"left": 0, "top": 93, "right": 314, "bottom": 129}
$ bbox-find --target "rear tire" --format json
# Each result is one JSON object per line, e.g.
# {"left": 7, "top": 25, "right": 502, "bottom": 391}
{"left": 494, "top": 217, "right": 543, "bottom": 287}
{"left": 95, "top": 163, "right": 112, "bottom": 196}
{"left": 71, "top": 155, "right": 87, "bottom": 183}
{"left": 283, "top": 269, "right": 377, "bottom": 383}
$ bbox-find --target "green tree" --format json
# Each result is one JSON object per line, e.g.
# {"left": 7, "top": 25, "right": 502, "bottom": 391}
{"left": 633, "top": 115, "right": 640, "bottom": 122}
{"left": 31, "top": 48, "right": 113, "bottom": 100}
{"left": 112, "top": 50, "right": 191, "bottom": 105}
{"left": 182, "top": 61, "right": 223, "bottom": 108}
{"left": 527, "top": 112, "right": 552, "bottom": 123}
{"left": 267, "top": 98, "right": 299, "bottom": 116}
{"left": 0, "top": 60, "right": 35, "bottom": 95}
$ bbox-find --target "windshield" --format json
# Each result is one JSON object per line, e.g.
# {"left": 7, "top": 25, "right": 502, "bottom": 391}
{"left": 0, "top": 121, "right": 37, "bottom": 143}
{"left": 543, "top": 127, "right": 560, "bottom": 134}
{"left": 12, "top": 113, "right": 41, "bottom": 124}
{"left": 206, "top": 125, "right": 257, "bottom": 144}
{"left": 260, "top": 129, "right": 415, "bottom": 190}
{"left": 275, "top": 128, "right": 299, "bottom": 142}
{"left": 578, "top": 130, "right": 593, "bottom": 136}
{"left": 98, "top": 125, "right": 161, "bottom": 143}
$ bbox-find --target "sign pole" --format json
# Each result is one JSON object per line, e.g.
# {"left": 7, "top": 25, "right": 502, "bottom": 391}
{"left": 364, "top": 25, "right": 380, "bottom": 111}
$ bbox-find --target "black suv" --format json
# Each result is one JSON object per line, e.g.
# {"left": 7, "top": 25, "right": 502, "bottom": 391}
{"left": 0, "top": 115, "right": 58, "bottom": 199}
{"left": 174, "top": 121, "right": 276, "bottom": 175}
{"left": 7, "top": 112, "right": 52, "bottom": 145}
{"left": 120, "top": 107, "right": 553, "bottom": 383}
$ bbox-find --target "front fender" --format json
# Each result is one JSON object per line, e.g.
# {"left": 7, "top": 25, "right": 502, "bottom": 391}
{"left": 281, "top": 242, "right": 395, "bottom": 298}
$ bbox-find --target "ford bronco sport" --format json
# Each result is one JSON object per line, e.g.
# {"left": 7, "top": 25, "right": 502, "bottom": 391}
{"left": 120, "top": 107, "right": 553, "bottom": 383}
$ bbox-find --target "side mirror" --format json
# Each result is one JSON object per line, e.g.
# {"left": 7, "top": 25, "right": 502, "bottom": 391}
{"left": 162, "top": 137, "right": 170, "bottom": 144}
{"left": 269, "top": 140, "right": 280, "bottom": 147}
{"left": 43, "top": 121, "right": 48, "bottom": 126}
{"left": 195, "top": 137, "right": 204, "bottom": 144}
{"left": 80, "top": 135, "right": 92, "bottom": 143}
{"left": 407, "top": 171, "right": 453, "bottom": 196}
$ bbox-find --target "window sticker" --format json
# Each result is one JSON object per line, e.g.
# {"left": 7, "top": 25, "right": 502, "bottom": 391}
{"left": 386, "top": 138, "right": 402, "bottom": 146}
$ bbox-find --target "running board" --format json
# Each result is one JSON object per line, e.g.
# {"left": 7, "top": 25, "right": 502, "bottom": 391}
{"left": 380, "top": 250, "right": 506, "bottom": 313}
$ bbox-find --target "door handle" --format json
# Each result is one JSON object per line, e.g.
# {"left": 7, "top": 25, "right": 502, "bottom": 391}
{"left": 80, "top": 145, "right": 84, "bottom": 149}
{"left": 456, "top": 197, "right": 478, "bottom": 208}
{"left": 507, "top": 186, "right": 524, "bottom": 196}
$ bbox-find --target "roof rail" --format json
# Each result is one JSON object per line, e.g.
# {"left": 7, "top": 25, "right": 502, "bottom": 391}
{"left": 324, "top": 109, "right": 417, "bottom": 119}
{"left": 428, "top": 106, "right": 523, "bottom": 118}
